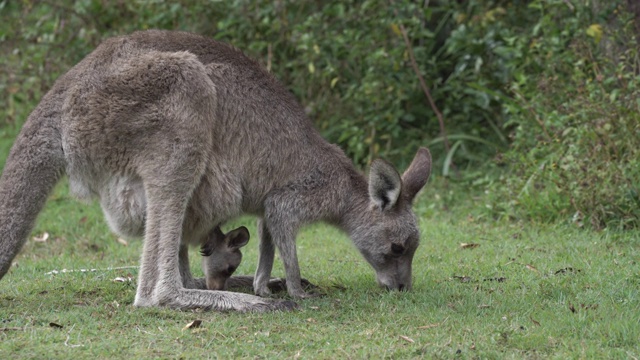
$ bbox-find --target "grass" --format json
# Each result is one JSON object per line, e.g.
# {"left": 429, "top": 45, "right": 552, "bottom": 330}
{"left": 0, "top": 112, "right": 639, "bottom": 359}
{"left": 0, "top": 171, "right": 638, "bottom": 359}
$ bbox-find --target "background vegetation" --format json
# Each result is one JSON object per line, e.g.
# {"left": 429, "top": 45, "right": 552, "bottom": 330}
{"left": 1, "top": 0, "right": 639, "bottom": 228}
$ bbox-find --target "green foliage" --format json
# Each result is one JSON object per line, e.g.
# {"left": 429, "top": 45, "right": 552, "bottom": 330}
{"left": 1, "top": 0, "right": 511, "bottom": 169}
{"left": 481, "top": 1, "right": 640, "bottom": 229}
{"left": 1, "top": 0, "right": 639, "bottom": 227}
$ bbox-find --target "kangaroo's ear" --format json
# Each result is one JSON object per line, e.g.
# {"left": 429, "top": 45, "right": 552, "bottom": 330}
{"left": 369, "top": 159, "right": 402, "bottom": 211}
{"left": 226, "top": 226, "right": 250, "bottom": 250}
{"left": 401, "top": 147, "right": 432, "bottom": 203}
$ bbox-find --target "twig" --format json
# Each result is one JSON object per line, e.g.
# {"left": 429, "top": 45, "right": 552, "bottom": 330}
{"left": 0, "top": 327, "right": 23, "bottom": 331}
{"left": 64, "top": 325, "right": 84, "bottom": 348}
{"left": 46, "top": 265, "right": 139, "bottom": 276}
{"left": 389, "top": 0, "right": 452, "bottom": 160}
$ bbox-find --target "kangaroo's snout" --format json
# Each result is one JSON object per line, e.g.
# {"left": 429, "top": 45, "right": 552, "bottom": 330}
{"left": 376, "top": 273, "right": 412, "bottom": 292}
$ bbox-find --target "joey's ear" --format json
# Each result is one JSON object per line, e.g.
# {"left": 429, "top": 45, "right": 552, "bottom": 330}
{"left": 200, "top": 241, "right": 214, "bottom": 257}
{"left": 226, "top": 226, "right": 250, "bottom": 250}
{"left": 369, "top": 159, "right": 402, "bottom": 211}
{"left": 401, "top": 147, "right": 432, "bottom": 202}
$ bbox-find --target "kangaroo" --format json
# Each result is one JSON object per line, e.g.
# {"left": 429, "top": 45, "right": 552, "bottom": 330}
{"left": 199, "top": 225, "right": 249, "bottom": 291}
{"left": 197, "top": 225, "right": 315, "bottom": 293}
{"left": 0, "top": 30, "right": 431, "bottom": 311}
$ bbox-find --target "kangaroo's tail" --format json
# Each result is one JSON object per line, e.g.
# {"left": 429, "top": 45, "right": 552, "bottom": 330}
{"left": 0, "top": 107, "right": 65, "bottom": 280}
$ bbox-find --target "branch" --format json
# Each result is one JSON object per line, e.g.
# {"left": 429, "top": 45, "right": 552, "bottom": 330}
{"left": 390, "top": 1, "right": 451, "bottom": 157}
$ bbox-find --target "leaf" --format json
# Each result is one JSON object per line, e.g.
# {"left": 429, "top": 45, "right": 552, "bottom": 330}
{"left": 182, "top": 320, "right": 202, "bottom": 330}
{"left": 525, "top": 264, "right": 538, "bottom": 273}
{"left": 554, "top": 267, "right": 581, "bottom": 275}
{"left": 308, "top": 62, "right": 315, "bottom": 74}
{"left": 399, "top": 335, "right": 414, "bottom": 343}
{"left": 390, "top": 23, "right": 402, "bottom": 36}
{"left": 530, "top": 316, "right": 541, "bottom": 327}
{"left": 453, "top": 275, "right": 472, "bottom": 283}
{"left": 33, "top": 232, "right": 49, "bottom": 242}
{"left": 417, "top": 323, "right": 440, "bottom": 330}
{"left": 460, "top": 243, "right": 480, "bottom": 249}
{"left": 330, "top": 77, "right": 339, "bottom": 88}
{"left": 586, "top": 24, "right": 603, "bottom": 44}
{"left": 116, "top": 238, "right": 128, "bottom": 246}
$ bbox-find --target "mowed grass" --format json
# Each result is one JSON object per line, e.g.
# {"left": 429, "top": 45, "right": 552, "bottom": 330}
{"left": 0, "top": 174, "right": 638, "bottom": 359}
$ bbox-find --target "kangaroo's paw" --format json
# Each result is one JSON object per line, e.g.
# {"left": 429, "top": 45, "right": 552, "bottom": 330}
{"left": 266, "top": 277, "right": 318, "bottom": 293}
{"left": 287, "top": 288, "right": 324, "bottom": 299}
{"left": 254, "top": 284, "right": 273, "bottom": 298}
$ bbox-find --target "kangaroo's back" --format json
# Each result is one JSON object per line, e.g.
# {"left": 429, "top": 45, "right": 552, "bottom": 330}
{"left": 116, "top": 30, "right": 353, "bottom": 208}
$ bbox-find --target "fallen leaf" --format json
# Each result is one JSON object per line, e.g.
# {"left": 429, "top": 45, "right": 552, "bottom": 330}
{"left": 306, "top": 318, "right": 317, "bottom": 323}
{"left": 113, "top": 276, "right": 132, "bottom": 283}
{"left": 525, "top": 264, "right": 539, "bottom": 273}
{"left": 460, "top": 243, "right": 480, "bottom": 249}
{"left": 49, "top": 322, "right": 63, "bottom": 329}
{"left": 477, "top": 304, "right": 491, "bottom": 309}
{"left": 116, "top": 238, "right": 128, "bottom": 246}
{"left": 182, "top": 320, "right": 202, "bottom": 330}
{"left": 399, "top": 335, "right": 415, "bottom": 343}
{"left": 33, "top": 232, "right": 49, "bottom": 242}
{"left": 309, "top": 306, "right": 319, "bottom": 310}
{"left": 417, "top": 323, "right": 440, "bottom": 330}
{"left": 554, "top": 267, "right": 581, "bottom": 275}
{"left": 530, "top": 316, "right": 541, "bottom": 327}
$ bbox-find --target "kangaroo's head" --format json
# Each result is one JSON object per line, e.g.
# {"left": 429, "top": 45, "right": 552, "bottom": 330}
{"left": 351, "top": 148, "right": 431, "bottom": 291}
{"left": 200, "top": 226, "right": 250, "bottom": 290}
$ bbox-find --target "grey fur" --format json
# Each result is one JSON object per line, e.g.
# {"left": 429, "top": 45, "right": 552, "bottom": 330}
{"left": 0, "top": 30, "right": 431, "bottom": 310}
{"left": 200, "top": 226, "right": 249, "bottom": 291}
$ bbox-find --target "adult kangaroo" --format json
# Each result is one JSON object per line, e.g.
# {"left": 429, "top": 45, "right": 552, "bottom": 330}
{"left": 0, "top": 30, "right": 431, "bottom": 311}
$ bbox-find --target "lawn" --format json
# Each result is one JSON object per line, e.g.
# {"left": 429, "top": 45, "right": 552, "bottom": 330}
{"left": 0, "top": 171, "right": 638, "bottom": 359}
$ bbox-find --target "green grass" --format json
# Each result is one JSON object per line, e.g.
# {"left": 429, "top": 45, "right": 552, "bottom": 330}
{"left": 0, "top": 175, "right": 638, "bottom": 359}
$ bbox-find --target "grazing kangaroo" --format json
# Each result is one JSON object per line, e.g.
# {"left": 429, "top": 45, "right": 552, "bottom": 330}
{"left": 197, "top": 225, "right": 249, "bottom": 291}
{"left": 0, "top": 30, "right": 431, "bottom": 311}
{"left": 197, "top": 225, "right": 315, "bottom": 293}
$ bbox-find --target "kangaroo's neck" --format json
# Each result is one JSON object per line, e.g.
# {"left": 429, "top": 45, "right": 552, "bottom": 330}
{"left": 328, "top": 164, "right": 371, "bottom": 235}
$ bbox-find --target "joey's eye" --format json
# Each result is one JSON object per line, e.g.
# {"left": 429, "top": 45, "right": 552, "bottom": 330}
{"left": 391, "top": 243, "right": 405, "bottom": 256}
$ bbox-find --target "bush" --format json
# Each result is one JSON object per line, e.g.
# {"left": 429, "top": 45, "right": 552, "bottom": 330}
{"left": 1, "top": 0, "right": 512, "bottom": 169}
{"left": 483, "top": 0, "right": 640, "bottom": 229}
{"left": 1, "top": 0, "right": 638, "bottom": 228}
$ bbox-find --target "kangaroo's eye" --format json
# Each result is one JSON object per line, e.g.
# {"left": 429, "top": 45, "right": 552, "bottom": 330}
{"left": 391, "top": 243, "right": 405, "bottom": 256}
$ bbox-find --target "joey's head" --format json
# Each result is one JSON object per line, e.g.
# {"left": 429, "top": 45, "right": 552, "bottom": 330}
{"left": 350, "top": 148, "right": 431, "bottom": 292}
{"left": 200, "top": 226, "right": 250, "bottom": 290}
